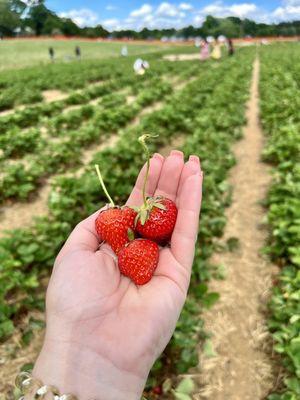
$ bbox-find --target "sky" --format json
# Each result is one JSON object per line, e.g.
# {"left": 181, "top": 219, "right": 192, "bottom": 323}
{"left": 45, "top": 0, "right": 300, "bottom": 31}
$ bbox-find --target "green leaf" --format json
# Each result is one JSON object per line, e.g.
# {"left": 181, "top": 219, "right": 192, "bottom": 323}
{"left": 202, "top": 292, "right": 220, "bottom": 308}
{"left": 175, "top": 378, "right": 194, "bottom": 394}
{"left": 173, "top": 392, "right": 192, "bottom": 400}
{"left": 153, "top": 203, "right": 166, "bottom": 210}
{"left": 284, "top": 377, "right": 300, "bottom": 394}
{"left": 140, "top": 209, "right": 148, "bottom": 225}
{"left": 203, "top": 340, "right": 217, "bottom": 358}
{"left": 162, "top": 378, "right": 172, "bottom": 393}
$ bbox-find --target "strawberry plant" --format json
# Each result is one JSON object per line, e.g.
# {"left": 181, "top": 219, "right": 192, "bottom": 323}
{"left": 260, "top": 44, "right": 300, "bottom": 400}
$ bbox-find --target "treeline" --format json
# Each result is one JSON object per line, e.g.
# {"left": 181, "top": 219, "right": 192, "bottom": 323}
{"left": 1, "top": 0, "right": 300, "bottom": 39}
{"left": 113, "top": 18, "right": 300, "bottom": 39}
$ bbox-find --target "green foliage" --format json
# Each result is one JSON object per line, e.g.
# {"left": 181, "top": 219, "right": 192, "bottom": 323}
{"left": 0, "top": 127, "right": 41, "bottom": 158}
{"left": 260, "top": 45, "right": 300, "bottom": 400}
{"left": 0, "top": 63, "right": 180, "bottom": 203}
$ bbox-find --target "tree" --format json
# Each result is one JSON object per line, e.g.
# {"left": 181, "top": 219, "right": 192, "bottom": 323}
{"left": 217, "top": 19, "right": 241, "bottom": 38}
{"left": 27, "top": 1, "right": 54, "bottom": 35}
{"left": 0, "top": 0, "right": 26, "bottom": 36}
{"left": 243, "top": 19, "right": 257, "bottom": 36}
{"left": 60, "top": 18, "right": 81, "bottom": 36}
{"left": 202, "top": 15, "right": 219, "bottom": 35}
{"left": 93, "top": 25, "right": 109, "bottom": 38}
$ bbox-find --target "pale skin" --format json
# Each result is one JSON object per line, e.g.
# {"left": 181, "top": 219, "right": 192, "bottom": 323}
{"left": 33, "top": 150, "right": 203, "bottom": 400}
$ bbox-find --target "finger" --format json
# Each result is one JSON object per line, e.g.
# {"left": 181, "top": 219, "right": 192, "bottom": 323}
{"left": 177, "top": 155, "right": 201, "bottom": 202}
{"left": 126, "top": 153, "right": 164, "bottom": 206}
{"left": 154, "top": 150, "right": 185, "bottom": 201}
{"left": 171, "top": 171, "right": 203, "bottom": 271}
{"left": 55, "top": 209, "right": 101, "bottom": 265}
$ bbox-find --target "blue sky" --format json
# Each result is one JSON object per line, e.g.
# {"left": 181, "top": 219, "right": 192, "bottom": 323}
{"left": 45, "top": 0, "right": 300, "bottom": 30}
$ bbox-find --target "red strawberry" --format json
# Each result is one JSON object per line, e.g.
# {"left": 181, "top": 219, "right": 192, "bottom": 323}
{"left": 135, "top": 196, "right": 177, "bottom": 243}
{"left": 153, "top": 386, "right": 162, "bottom": 395}
{"left": 118, "top": 239, "right": 159, "bottom": 285}
{"left": 95, "top": 206, "right": 136, "bottom": 255}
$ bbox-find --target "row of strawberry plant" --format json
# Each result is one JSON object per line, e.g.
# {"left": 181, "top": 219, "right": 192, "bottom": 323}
{"left": 0, "top": 59, "right": 209, "bottom": 201}
{"left": 0, "top": 63, "right": 169, "bottom": 135}
{"left": 0, "top": 78, "right": 173, "bottom": 204}
{"left": 0, "top": 92, "right": 131, "bottom": 160}
{"left": 260, "top": 44, "right": 300, "bottom": 400}
{"left": 0, "top": 53, "right": 148, "bottom": 111}
{"left": 0, "top": 50, "right": 198, "bottom": 112}
{"left": 0, "top": 53, "right": 233, "bottom": 341}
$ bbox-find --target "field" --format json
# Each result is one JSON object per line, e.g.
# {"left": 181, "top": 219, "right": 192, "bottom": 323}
{"left": 0, "top": 39, "right": 173, "bottom": 71}
{"left": 0, "top": 40, "right": 299, "bottom": 399}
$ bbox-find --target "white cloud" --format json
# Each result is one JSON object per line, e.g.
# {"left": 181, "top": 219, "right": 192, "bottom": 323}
{"left": 156, "top": 2, "right": 182, "bottom": 17}
{"left": 144, "top": 14, "right": 155, "bottom": 23}
{"left": 23, "top": 0, "right": 39, "bottom": 5}
{"left": 201, "top": 2, "right": 259, "bottom": 19}
{"left": 130, "top": 4, "right": 153, "bottom": 18}
{"left": 229, "top": 3, "right": 257, "bottom": 17}
{"left": 193, "top": 15, "right": 205, "bottom": 26}
{"left": 179, "top": 3, "right": 193, "bottom": 10}
{"left": 59, "top": 9, "right": 99, "bottom": 27}
{"left": 106, "top": 5, "right": 117, "bottom": 11}
{"left": 101, "top": 18, "right": 120, "bottom": 30}
{"left": 282, "top": 0, "right": 300, "bottom": 5}
{"left": 272, "top": 0, "right": 300, "bottom": 21}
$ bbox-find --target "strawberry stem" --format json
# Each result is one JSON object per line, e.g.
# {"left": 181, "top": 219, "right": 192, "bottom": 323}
{"left": 138, "top": 134, "right": 157, "bottom": 206}
{"left": 94, "top": 164, "right": 115, "bottom": 207}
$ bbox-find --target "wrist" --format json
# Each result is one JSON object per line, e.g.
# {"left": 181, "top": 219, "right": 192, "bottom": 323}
{"left": 33, "top": 338, "right": 146, "bottom": 400}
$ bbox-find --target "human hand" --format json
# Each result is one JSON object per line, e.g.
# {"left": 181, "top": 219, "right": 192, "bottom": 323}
{"left": 33, "top": 150, "right": 203, "bottom": 400}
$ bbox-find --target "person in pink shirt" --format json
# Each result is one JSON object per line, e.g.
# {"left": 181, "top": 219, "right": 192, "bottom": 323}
{"left": 200, "top": 39, "right": 210, "bottom": 61}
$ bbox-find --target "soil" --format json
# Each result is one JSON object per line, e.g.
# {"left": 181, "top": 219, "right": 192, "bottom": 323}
{"left": 0, "top": 185, "right": 51, "bottom": 238}
{"left": 194, "top": 58, "right": 279, "bottom": 400}
{"left": 42, "top": 89, "right": 68, "bottom": 103}
{"left": 0, "top": 311, "right": 45, "bottom": 398}
{"left": 163, "top": 54, "right": 200, "bottom": 61}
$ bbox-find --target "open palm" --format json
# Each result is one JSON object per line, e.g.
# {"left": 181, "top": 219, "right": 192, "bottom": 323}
{"left": 36, "top": 150, "right": 202, "bottom": 400}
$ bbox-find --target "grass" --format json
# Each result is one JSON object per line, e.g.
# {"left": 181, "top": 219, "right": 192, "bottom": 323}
{"left": 0, "top": 39, "right": 172, "bottom": 71}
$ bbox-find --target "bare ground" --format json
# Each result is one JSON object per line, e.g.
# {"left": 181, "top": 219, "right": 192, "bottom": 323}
{"left": 194, "top": 58, "right": 279, "bottom": 399}
{"left": 163, "top": 54, "right": 200, "bottom": 61}
{"left": 42, "top": 89, "right": 68, "bottom": 103}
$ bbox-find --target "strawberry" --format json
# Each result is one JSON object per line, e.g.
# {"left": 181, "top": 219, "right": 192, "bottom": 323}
{"left": 95, "top": 206, "right": 136, "bottom": 254}
{"left": 118, "top": 239, "right": 159, "bottom": 285}
{"left": 133, "top": 134, "right": 178, "bottom": 244}
{"left": 94, "top": 164, "right": 137, "bottom": 254}
{"left": 135, "top": 196, "right": 177, "bottom": 243}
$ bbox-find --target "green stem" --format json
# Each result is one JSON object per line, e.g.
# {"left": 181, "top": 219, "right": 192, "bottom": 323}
{"left": 95, "top": 164, "right": 115, "bottom": 207}
{"left": 138, "top": 134, "right": 157, "bottom": 206}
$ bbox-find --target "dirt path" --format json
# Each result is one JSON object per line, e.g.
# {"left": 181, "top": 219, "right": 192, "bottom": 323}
{"left": 195, "top": 58, "right": 279, "bottom": 399}
{"left": 163, "top": 54, "right": 199, "bottom": 61}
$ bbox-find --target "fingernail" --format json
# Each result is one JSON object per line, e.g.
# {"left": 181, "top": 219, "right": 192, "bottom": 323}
{"left": 189, "top": 155, "right": 199, "bottom": 163}
{"left": 152, "top": 153, "right": 164, "bottom": 161}
{"left": 170, "top": 150, "right": 184, "bottom": 157}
